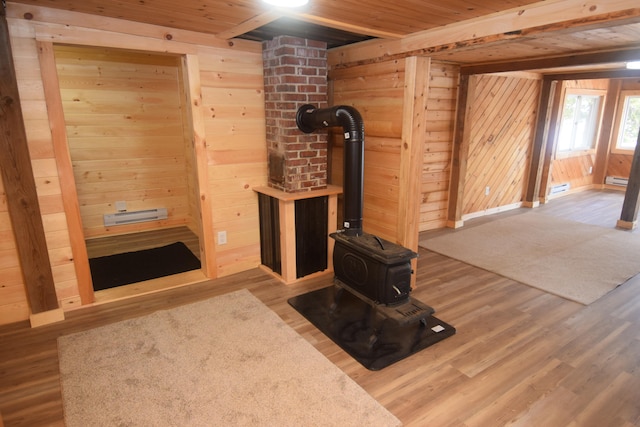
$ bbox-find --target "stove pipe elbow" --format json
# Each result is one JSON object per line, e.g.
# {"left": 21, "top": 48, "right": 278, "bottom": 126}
{"left": 296, "top": 104, "right": 364, "bottom": 236}
{"left": 296, "top": 104, "right": 364, "bottom": 142}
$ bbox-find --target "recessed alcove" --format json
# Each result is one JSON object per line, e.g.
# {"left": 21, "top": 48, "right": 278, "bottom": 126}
{"left": 53, "top": 44, "right": 207, "bottom": 296}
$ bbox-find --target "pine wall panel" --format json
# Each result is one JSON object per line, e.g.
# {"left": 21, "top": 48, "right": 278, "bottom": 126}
{"left": 54, "top": 45, "right": 193, "bottom": 239}
{"left": 3, "top": 3, "right": 266, "bottom": 324}
{"left": 329, "top": 60, "right": 405, "bottom": 241}
{"left": 198, "top": 44, "right": 267, "bottom": 276}
{"left": 420, "top": 62, "right": 458, "bottom": 231}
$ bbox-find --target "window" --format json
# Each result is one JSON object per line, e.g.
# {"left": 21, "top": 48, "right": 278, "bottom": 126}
{"left": 614, "top": 92, "right": 640, "bottom": 151}
{"left": 557, "top": 91, "right": 605, "bottom": 153}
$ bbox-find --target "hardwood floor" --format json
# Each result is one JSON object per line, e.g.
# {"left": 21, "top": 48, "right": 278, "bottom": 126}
{"left": 1, "top": 190, "right": 639, "bottom": 426}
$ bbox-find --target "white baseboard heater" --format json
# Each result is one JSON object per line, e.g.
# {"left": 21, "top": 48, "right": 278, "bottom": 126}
{"left": 103, "top": 208, "right": 168, "bottom": 226}
{"left": 605, "top": 176, "right": 628, "bottom": 186}
{"left": 549, "top": 183, "right": 570, "bottom": 195}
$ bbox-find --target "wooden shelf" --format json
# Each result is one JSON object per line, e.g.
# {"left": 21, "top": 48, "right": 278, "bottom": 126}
{"left": 253, "top": 185, "right": 342, "bottom": 201}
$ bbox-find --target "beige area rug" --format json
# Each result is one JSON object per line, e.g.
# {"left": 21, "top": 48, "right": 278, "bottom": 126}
{"left": 58, "top": 289, "right": 401, "bottom": 426}
{"left": 420, "top": 212, "right": 640, "bottom": 305}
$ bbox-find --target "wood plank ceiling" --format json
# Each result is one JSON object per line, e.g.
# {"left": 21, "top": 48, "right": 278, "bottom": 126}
{"left": 8, "top": 0, "right": 640, "bottom": 73}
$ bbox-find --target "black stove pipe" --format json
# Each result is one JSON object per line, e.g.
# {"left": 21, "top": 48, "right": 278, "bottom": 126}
{"left": 296, "top": 104, "right": 364, "bottom": 236}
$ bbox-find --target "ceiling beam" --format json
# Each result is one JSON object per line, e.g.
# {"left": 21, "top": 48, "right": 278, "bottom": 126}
{"left": 289, "top": 12, "right": 404, "bottom": 39}
{"left": 543, "top": 68, "right": 640, "bottom": 81}
{"left": 216, "top": 11, "right": 283, "bottom": 40}
{"left": 461, "top": 46, "right": 640, "bottom": 75}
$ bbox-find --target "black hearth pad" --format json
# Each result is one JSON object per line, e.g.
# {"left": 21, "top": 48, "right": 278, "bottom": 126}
{"left": 89, "top": 242, "right": 201, "bottom": 291}
{"left": 288, "top": 286, "right": 456, "bottom": 371}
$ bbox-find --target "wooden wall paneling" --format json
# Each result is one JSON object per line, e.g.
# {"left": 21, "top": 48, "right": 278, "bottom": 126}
{"left": 398, "top": 56, "right": 430, "bottom": 287}
{"left": 447, "top": 74, "right": 473, "bottom": 228}
{"left": 37, "top": 41, "right": 93, "bottom": 306}
{"left": 462, "top": 74, "right": 539, "bottom": 216}
{"left": 0, "top": 25, "right": 30, "bottom": 325}
{"left": 55, "top": 45, "right": 192, "bottom": 239}
{"left": 0, "top": 9, "right": 60, "bottom": 321}
{"left": 198, "top": 44, "right": 267, "bottom": 277}
{"left": 550, "top": 154, "right": 596, "bottom": 190}
{"left": 420, "top": 62, "right": 457, "bottom": 231}
{"left": 180, "top": 54, "right": 216, "bottom": 278}
{"left": 329, "top": 59, "right": 405, "bottom": 241}
{"left": 0, "top": 4, "right": 267, "bottom": 323}
{"left": 607, "top": 153, "right": 633, "bottom": 179}
{"left": 0, "top": 205, "right": 30, "bottom": 324}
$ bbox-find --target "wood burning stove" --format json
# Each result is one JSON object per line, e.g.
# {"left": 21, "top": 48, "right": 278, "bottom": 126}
{"left": 290, "top": 104, "right": 455, "bottom": 370}
{"left": 331, "top": 232, "right": 416, "bottom": 305}
{"left": 296, "top": 104, "right": 419, "bottom": 305}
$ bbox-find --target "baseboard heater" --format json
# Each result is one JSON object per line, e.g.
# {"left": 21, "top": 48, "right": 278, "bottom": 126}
{"left": 549, "top": 183, "right": 570, "bottom": 195}
{"left": 605, "top": 176, "right": 628, "bottom": 186}
{"left": 103, "top": 208, "right": 168, "bottom": 226}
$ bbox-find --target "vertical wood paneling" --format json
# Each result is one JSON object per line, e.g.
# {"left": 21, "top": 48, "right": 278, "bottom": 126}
{"left": 463, "top": 74, "right": 539, "bottom": 216}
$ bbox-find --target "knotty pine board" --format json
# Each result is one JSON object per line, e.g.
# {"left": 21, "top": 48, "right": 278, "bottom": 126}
{"left": 2, "top": 3, "right": 267, "bottom": 324}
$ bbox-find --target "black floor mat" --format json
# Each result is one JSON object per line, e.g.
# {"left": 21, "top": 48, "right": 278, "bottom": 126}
{"left": 289, "top": 285, "right": 456, "bottom": 370}
{"left": 89, "top": 242, "right": 201, "bottom": 291}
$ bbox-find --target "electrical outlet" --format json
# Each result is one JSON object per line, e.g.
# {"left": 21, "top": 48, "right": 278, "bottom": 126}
{"left": 115, "top": 200, "right": 127, "bottom": 212}
{"left": 485, "top": 186, "right": 490, "bottom": 196}
{"left": 218, "top": 231, "right": 227, "bottom": 245}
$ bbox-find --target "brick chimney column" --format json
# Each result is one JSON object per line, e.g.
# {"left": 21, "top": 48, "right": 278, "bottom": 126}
{"left": 263, "top": 36, "right": 328, "bottom": 193}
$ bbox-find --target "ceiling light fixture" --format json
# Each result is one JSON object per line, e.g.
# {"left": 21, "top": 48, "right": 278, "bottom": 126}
{"left": 626, "top": 61, "right": 640, "bottom": 70}
{"left": 262, "top": 0, "right": 309, "bottom": 7}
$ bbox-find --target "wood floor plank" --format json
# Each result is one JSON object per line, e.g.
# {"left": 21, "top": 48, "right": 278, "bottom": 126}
{"left": 1, "top": 189, "right": 640, "bottom": 426}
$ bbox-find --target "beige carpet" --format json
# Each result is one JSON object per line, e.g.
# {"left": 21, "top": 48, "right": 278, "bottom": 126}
{"left": 420, "top": 212, "right": 640, "bottom": 305}
{"left": 58, "top": 289, "right": 401, "bottom": 426}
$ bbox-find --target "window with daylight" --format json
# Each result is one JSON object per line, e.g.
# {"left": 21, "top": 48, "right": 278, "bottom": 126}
{"left": 614, "top": 91, "right": 640, "bottom": 152}
{"left": 557, "top": 90, "right": 605, "bottom": 154}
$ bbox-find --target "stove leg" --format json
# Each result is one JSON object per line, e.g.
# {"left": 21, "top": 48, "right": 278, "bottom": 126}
{"left": 329, "top": 286, "right": 344, "bottom": 315}
{"left": 367, "top": 306, "right": 385, "bottom": 349}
